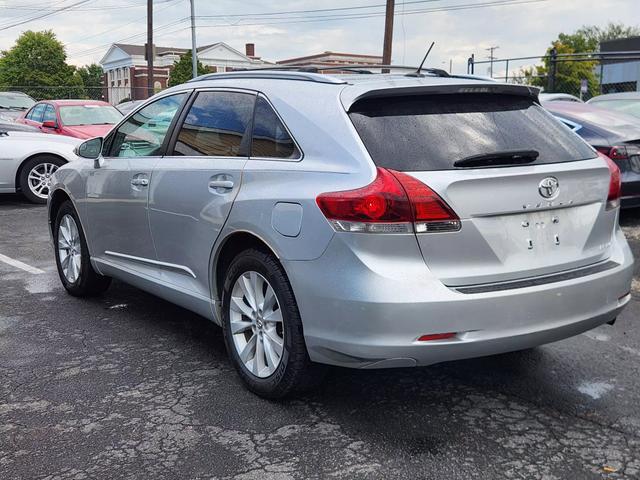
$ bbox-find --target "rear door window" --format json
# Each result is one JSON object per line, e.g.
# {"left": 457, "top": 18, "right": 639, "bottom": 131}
{"left": 43, "top": 105, "right": 57, "bottom": 123}
{"left": 28, "top": 104, "right": 46, "bottom": 123}
{"left": 172, "top": 91, "right": 255, "bottom": 157}
{"left": 251, "top": 96, "right": 300, "bottom": 159}
{"left": 349, "top": 93, "right": 596, "bottom": 171}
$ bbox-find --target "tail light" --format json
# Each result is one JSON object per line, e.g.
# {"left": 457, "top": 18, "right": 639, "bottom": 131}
{"left": 316, "top": 167, "right": 461, "bottom": 234}
{"left": 597, "top": 151, "right": 621, "bottom": 210}
{"left": 417, "top": 332, "right": 457, "bottom": 342}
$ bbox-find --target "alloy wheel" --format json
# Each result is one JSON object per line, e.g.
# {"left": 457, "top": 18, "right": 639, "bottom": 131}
{"left": 27, "top": 162, "right": 59, "bottom": 200}
{"left": 58, "top": 214, "right": 82, "bottom": 283}
{"left": 229, "top": 271, "right": 284, "bottom": 378}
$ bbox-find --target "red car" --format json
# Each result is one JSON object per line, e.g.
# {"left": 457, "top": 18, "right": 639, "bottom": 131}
{"left": 18, "top": 100, "right": 123, "bottom": 139}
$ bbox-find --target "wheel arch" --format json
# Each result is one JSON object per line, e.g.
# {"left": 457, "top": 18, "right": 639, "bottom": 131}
{"left": 48, "top": 188, "right": 73, "bottom": 234}
{"left": 211, "top": 231, "right": 281, "bottom": 307}
{"left": 15, "top": 152, "right": 67, "bottom": 193}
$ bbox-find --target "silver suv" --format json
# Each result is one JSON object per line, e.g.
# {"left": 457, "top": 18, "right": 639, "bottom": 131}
{"left": 48, "top": 69, "right": 634, "bottom": 398}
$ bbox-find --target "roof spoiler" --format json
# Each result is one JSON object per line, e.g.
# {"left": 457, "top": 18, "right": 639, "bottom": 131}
{"left": 343, "top": 83, "right": 541, "bottom": 111}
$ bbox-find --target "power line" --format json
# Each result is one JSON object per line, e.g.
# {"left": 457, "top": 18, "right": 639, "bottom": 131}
{"left": 62, "top": 0, "right": 181, "bottom": 48}
{"left": 196, "top": 0, "right": 443, "bottom": 18}
{"left": 0, "top": 0, "right": 93, "bottom": 31}
{"left": 66, "top": 0, "right": 548, "bottom": 63}
{"left": 194, "top": 0, "right": 548, "bottom": 28}
{"left": 67, "top": 18, "right": 189, "bottom": 58}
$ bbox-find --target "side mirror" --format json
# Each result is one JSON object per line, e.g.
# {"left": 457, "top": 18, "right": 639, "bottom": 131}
{"left": 75, "top": 137, "right": 104, "bottom": 166}
{"left": 42, "top": 120, "right": 57, "bottom": 129}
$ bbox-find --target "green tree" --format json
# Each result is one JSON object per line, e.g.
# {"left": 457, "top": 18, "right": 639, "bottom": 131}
{"left": 168, "top": 50, "right": 208, "bottom": 87}
{"left": 523, "top": 42, "right": 599, "bottom": 97}
{"left": 77, "top": 63, "right": 104, "bottom": 100}
{"left": 0, "top": 30, "right": 84, "bottom": 99}
{"left": 568, "top": 23, "right": 640, "bottom": 51}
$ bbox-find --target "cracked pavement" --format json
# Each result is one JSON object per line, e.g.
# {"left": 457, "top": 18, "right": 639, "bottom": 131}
{"left": 1, "top": 193, "right": 639, "bottom": 479}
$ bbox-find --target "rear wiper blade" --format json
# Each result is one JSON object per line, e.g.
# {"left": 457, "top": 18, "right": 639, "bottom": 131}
{"left": 454, "top": 150, "right": 539, "bottom": 168}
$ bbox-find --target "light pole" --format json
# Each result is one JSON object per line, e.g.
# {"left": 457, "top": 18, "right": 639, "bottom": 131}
{"left": 190, "top": 0, "right": 198, "bottom": 79}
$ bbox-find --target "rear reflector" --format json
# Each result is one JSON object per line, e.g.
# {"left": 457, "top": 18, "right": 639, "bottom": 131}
{"left": 316, "top": 167, "right": 461, "bottom": 234}
{"left": 417, "top": 332, "right": 457, "bottom": 342}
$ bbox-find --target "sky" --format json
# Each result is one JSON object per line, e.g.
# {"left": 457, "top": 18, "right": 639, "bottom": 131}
{"left": 0, "top": 0, "right": 638, "bottom": 77}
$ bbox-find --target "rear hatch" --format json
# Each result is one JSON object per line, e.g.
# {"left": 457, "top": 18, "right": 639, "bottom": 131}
{"left": 348, "top": 91, "right": 615, "bottom": 287}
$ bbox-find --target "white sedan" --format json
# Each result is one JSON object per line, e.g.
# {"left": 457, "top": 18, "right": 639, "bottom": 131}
{"left": 0, "top": 129, "right": 81, "bottom": 203}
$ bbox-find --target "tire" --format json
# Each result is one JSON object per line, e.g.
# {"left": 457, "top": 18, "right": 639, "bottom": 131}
{"left": 19, "top": 155, "right": 65, "bottom": 204}
{"left": 221, "top": 248, "right": 325, "bottom": 399}
{"left": 53, "top": 200, "right": 111, "bottom": 296}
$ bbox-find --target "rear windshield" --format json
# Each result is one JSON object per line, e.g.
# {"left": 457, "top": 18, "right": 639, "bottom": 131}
{"left": 349, "top": 93, "right": 596, "bottom": 171}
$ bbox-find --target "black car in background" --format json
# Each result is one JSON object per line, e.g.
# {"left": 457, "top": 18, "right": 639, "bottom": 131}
{"left": 543, "top": 101, "right": 640, "bottom": 208}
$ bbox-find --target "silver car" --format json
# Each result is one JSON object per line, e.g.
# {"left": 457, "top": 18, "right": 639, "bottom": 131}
{"left": 587, "top": 92, "right": 640, "bottom": 119}
{"left": 48, "top": 70, "right": 635, "bottom": 398}
{"left": 0, "top": 129, "right": 80, "bottom": 203}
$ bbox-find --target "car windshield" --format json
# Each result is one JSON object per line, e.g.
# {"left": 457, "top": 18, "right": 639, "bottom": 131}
{"left": 591, "top": 99, "right": 640, "bottom": 119}
{"left": 59, "top": 105, "right": 123, "bottom": 126}
{"left": 0, "top": 94, "right": 35, "bottom": 110}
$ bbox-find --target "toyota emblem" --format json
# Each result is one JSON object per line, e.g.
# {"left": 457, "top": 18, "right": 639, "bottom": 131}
{"left": 538, "top": 177, "right": 559, "bottom": 199}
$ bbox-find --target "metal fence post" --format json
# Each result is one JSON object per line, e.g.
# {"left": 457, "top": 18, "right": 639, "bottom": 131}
{"left": 548, "top": 47, "right": 557, "bottom": 92}
{"left": 467, "top": 54, "right": 474, "bottom": 74}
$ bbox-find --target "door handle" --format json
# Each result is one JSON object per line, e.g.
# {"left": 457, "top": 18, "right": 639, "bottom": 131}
{"left": 208, "top": 180, "right": 234, "bottom": 190}
{"left": 131, "top": 178, "right": 149, "bottom": 187}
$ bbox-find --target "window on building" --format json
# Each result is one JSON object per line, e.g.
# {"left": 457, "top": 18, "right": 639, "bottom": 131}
{"left": 251, "top": 96, "right": 299, "bottom": 159}
{"left": 172, "top": 91, "right": 254, "bottom": 157}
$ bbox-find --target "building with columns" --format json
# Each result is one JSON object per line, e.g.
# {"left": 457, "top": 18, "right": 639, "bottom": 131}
{"left": 99, "top": 42, "right": 268, "bottom": 104}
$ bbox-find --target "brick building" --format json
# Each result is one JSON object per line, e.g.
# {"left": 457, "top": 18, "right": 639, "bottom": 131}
{"left": 277, "top": 51, "right": 383, "bottom": 72}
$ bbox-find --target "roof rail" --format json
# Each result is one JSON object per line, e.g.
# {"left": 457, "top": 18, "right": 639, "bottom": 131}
{"left": 188, "top": 70, "right": 347, "bottom": 85}
{"left": 188, "top": 64, "right": 456, "bottom": 84}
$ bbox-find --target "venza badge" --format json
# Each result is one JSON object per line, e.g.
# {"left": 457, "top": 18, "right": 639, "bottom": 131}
{"left": 538, "top": 176, "right": 560, "bottom": 199}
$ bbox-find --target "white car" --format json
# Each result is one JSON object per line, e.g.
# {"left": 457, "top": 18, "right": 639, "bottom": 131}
{"left": 0, "top": 129, "right": 81, "bottom": 203}
{"left": 539, "top": 93, "right": 583, "bottom": 103}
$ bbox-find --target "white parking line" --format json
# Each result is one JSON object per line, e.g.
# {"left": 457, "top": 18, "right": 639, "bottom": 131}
{"left": 0, "top": 253, "right": 45, "bottom": 275}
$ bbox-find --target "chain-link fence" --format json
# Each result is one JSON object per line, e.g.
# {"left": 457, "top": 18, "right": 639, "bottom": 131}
{"left": 468, "top": 50, "right": 640, "bottom": 101}
{"left": 0, "top": 86, "right": 158, "bottom": 105}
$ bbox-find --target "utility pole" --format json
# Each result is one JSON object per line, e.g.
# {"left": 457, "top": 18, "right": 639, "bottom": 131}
{"left": 190, "top": 0, "right": 198, "bottom": 79}
{"left": 382, "top": 0, "right": 394, "bottom": 73}
{"left": 146, "top": 0, "right": 154, "bottom": 98}
{"left": 548, "top": 47, "right": 558, "bottom": 93}
{"left": 485, "top": 45, "right": 499, "bottom": 78}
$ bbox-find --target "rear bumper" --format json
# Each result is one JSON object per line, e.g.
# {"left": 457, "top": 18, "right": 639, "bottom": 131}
{"left": 285, "top": 228, "right": 634, "bottom": 368}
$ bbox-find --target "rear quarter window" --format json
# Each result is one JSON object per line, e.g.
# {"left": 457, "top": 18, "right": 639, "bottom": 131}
{"left": 349, "top": 93, "right": 596, "bottom": 171}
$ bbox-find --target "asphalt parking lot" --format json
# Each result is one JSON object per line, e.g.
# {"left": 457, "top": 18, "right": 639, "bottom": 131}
{"left": 1, "top": 193, "right": 639, "bottom": 480}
